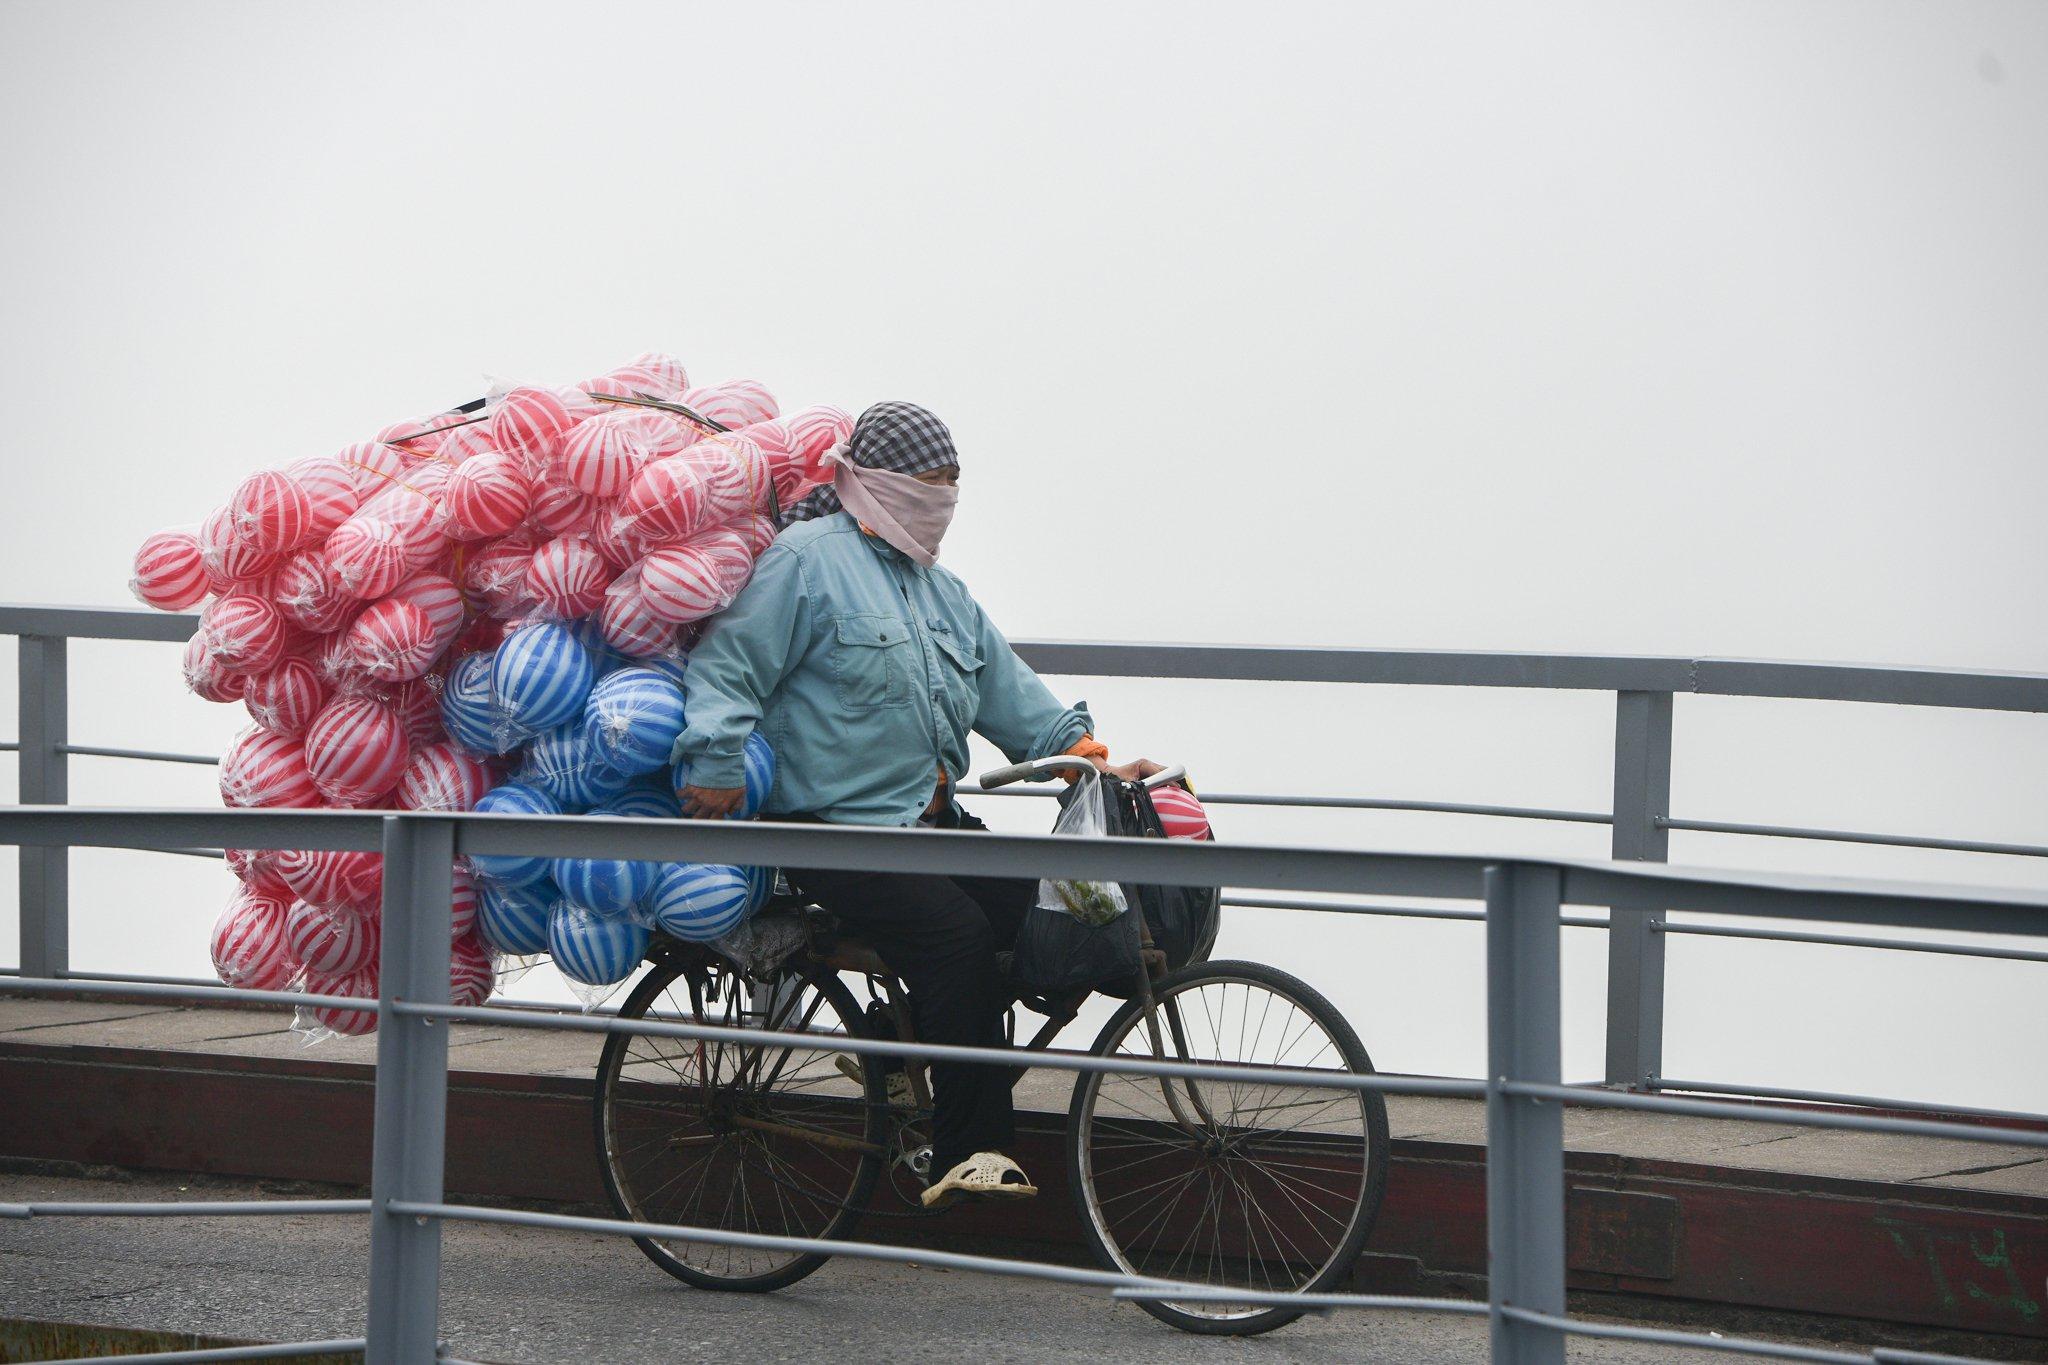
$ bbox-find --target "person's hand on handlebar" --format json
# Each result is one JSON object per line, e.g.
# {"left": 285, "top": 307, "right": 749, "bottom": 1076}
{"left": 681, "top": 785, "right": 746, "bottom": 819}
{"left": 1093, "top": 756, "right": 1164, "bottom": 783}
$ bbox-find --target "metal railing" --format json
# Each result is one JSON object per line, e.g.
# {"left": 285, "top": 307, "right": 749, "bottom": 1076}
{"left": 8, "top": 603, "right": 2044, "bottom": 1096}
{"left": 2, "top": 805, "right": 2044, "bottom": 1365}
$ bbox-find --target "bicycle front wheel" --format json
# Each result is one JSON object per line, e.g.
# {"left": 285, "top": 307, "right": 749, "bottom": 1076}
{"left": 595, "top": 947, "right": 885, "bottom": 1293}
{"left": 1068, "top": 959, "right": 1389, "bottom": 1335}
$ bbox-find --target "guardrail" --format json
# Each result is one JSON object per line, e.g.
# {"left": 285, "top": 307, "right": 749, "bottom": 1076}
{"left": 2, "top": 806, "right": 2044, "bottom": 1364}
{"left": 6, "top": 603, "right": 2045, "bottom": 1098}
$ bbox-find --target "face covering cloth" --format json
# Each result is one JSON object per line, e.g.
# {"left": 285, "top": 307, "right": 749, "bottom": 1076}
{"left": 825, "top": 446, "right": 958, "bottom": 566}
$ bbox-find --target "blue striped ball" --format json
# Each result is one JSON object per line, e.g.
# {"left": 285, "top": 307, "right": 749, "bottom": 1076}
{"left": 469, "top": 782, "right": 561, "bottom": 887}
{"left": 583, "top": 667, "right": 687, "bottom": 776}
{"left": 598, "top": 784, "right": 681, "bottom": 820}
{"left": 645, "top": 653, "right": 690, "bottom": 690}
{"left": 552, "top": 855, "right": 656, "bottom": 920}
{"left": 649, "top": 862, "right": 751, "bottom": 942}
{"left": 478, "top": 877, "right": 553, "bottom": 956}
{"left": 440, "top": 652, "right": 504, "bottom": 756}
{"left": 517, "top": 722, "right": 630, "bottom": 811}
{"left": 671, "top": 730, "right": 776, "bottom": 820}
{"left": 741, "top": 863, "right": 777, "bottom": 915}
{"left": 549, "top": 902, "right": 649, "bottom": 985}
{"left": 491, "top": 622, "right": 595, "bottom": 744}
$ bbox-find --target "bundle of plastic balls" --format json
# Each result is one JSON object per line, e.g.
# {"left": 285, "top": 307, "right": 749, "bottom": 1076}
{"left": 132, "top": 353, "right": 850, "bottom": 1036}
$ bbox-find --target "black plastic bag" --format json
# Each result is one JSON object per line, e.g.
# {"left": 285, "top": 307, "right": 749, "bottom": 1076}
{"left": 1009, "top": 775, "right": 1220, "bottom": 998}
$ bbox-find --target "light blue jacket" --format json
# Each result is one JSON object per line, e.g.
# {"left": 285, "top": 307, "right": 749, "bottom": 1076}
{"left": 673, "top": 512, "right": 1092, "bottom": 826}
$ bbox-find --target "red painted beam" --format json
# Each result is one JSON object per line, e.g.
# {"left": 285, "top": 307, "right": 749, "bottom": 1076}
{"left": 2, "top": 1042, "right": 2041, "bottom": 1340}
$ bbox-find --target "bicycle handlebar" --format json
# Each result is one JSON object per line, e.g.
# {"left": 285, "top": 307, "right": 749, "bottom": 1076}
{"left": 977, "top": 757, "right": 1189, "bottom": 791}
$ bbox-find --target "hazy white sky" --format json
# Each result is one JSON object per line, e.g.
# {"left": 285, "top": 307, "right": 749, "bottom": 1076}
{"left": 2, "top": 1, "right": 2043, "bottom": 1106}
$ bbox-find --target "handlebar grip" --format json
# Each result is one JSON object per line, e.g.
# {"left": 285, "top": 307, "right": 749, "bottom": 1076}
{"left": 978, "top": 760, "right": 1041, "bottom": 789}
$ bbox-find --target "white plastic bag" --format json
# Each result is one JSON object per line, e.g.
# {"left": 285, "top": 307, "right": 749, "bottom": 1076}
{"left": 1037, "top": 772, "right": 1129, "bottom": 927}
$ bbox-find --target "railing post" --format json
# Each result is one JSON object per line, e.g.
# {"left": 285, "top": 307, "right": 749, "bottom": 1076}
{"left": 1603, "top": 690, "right": 1673, "bottom": 1088}
{"left": 18, "top": 635, "right": 69, "bottom": 979}
{"left": 1486, "top": 861, "right": 1566, "bottom": 1365}
{"left": 365, "top": 815, "right": 453, "bottom": 1364}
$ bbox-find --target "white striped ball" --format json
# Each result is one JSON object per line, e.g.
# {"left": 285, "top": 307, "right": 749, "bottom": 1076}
{"left": 560, "top": 415, "right": 652, "bottom": 498}
{"left": 305, "top": 965, "right": 379, "bottom": 1036}
{"left": 469, "top": 782, "right": 562, "bottom": 887}
{"left": 527, "top": 535, "right": 612, "bottom": 619}
{"left": 490, "top": 622, "right": 595, "bottom": 742}
{"left": 198, "top": 505, "right": 282, "bottom": 588}
{"left": 395, "top": 742, "right": 495, "bottom": 812}
{"left": 583, "top": 667, "right": 686, "bottom": 776}
{"left": 450, "top": 932, "right": 493, "bottom": 1005}
{"left": 272, "top": 549, "right": 354, "bottom": 633}
{"left": 200, "top": 594, "right": 288, "bottom": 676}
{"left": 449, "top": 862, "right": 479, "bottom": 938}
{"left": 286, "top": 899, "right": 378, "bottom": 976}
{"left": 528, "top": 479, "right": 600, "bottom": 536}
{"left": 183, "top": 631, "right": 246, "bottom": 703}
{"left": 516, "top": 721, "right": 630, "bottom": 810}
{"left": 303, "top": 696, "right": 410, "bottom": 806}
{"left": 477, "top": 876, "right": 553, "bottom": 954}
{"left": 227, "top": 469, "right": 312, "bottom": 554}
{"left": 349, "top": 597, "right": 436, "bottom": 682}
{"left": 618, "top": 458, "right": 708, "bottom": 546}
{"left": 274, "top": 847, "right": 384, "bottom": 909}
{"left": 446, "top": 450, "right": 531, "bottom": 540}
{"left": 597, "top": 571, "right": 675, "bottom": 659}
{"left": 334, "top": 440, "right": 412, "bottom": 496}
{"left": 327, "top": 518, "right": 413, "bottom": 600}
{"left": 461, "top": 533, "right": 541, "bottom": 619}
{"left": 488, "top": 387, "right": 576, "bottom": 466}
{"left": 439, "top": 651, "right": 503, "bottom": 756}
{"left": 210, "top": 889, "right": 297, "bottom": 990}
{"left": 219, "top": 727, "right": 321, "bottom": 808}
{"left": 285, "top": 456, "right": 362, "bottom": 540}
{"left": 548, "top": 901, "right": 649, "bottom": 985}
{"left": 649, "top": 863, "right": 750, "bottom": 942}
{"left": 552, "top": 854, "right": 656, "bottom": 920}
{"left": 243, "top": 657, "right": 329, "bottom": 738}
{"left": 1148, "top": 784, "right": 1213, "bottom": 840}
{"left": 130, "top": 530, "right": 211, "bottom": 611}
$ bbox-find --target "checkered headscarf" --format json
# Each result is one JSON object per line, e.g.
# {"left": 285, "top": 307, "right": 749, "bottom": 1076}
{"left": 778, "top": 401, "right": 959, "bottom": 528}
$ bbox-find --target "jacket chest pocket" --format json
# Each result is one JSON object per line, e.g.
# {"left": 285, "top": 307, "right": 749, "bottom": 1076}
{"left": 831, "top": 615, "right": 910, "bottom": 713}
{"left": 929, "top": 628, "right": 984, "bottom": 734}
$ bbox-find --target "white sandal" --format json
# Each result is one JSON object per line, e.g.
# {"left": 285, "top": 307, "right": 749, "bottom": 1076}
{"left": 835, "top": 1055, "right": 916, "bottom": 1109}
{"left": 921, "top": 1151, "right": 1038, "bottom": 1209}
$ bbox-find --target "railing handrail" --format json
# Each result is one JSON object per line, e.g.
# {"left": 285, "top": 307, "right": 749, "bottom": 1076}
{"left": 5, "top": 603, "right": 2045, "bottom": 711}
{"left": 2, "top": 805, "right": 2042, "bottom": 932}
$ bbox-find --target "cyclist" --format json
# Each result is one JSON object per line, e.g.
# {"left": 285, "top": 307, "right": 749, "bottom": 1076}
{"left": 673, "top": 400, "right": 1159, "bottom": 1209}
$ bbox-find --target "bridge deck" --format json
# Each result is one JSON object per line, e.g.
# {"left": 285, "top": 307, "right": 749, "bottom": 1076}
{"left": 2, "top": 995, "right": 2043, "bottom": 1356}
{"left": 4, "top": 998, "right": 2040, "bottom": 1196}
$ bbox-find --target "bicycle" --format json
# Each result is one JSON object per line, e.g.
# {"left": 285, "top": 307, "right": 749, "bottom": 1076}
{"left": 591, "top": 757, "right": 1391, "bottom": 1336}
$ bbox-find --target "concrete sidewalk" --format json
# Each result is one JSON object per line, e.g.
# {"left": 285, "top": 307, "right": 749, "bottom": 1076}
{"left": 3, "top": 1169, "right": 1878, "bottom": 1364}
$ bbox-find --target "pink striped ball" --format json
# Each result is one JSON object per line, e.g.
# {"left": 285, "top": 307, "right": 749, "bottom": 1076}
{"left": 349, "top": 597, "right": 437, "bottom": 682}
{"left": 639, "top": 544, "right": 752, "bottom": 624}
{"left": 450, "top": 932, "right": 493, "bottom": 1006}
{"left": 739, "top": 513, "right": 779, "bottom": 556}
{"left": 327, "top": 518, "right": 413, "bottom": 600}
{"left": 677, "top": 380, "right": 778, "bottom": 429}
{"left": 489, "top": 387, "right": 577, "bottom": 466}
{"left": 526, "top": 535, "right": 612, "bottom": 618}
{"left": 446, "top": 450, "right": 531, "bottom": 540}
{"left": 227, "top": 469, "right": 312, "bottom": 554}
{"left": 589, "top": 509, "right": 642, "bottom": 572}
{"left": 211, "top": 889, "right": 297, "bottom": 991}
{"left": 131, "top": 530, "right": 211, "bottom": 611}
{"left": 238, "top": 862, "right": 295, "bottom": 905}
{"left": 387, "top": 677, "right": 447, "bottom": 748}
{"left": 358, "top": 479, "right": 449, "bottom": 565}
{"left": 286, "top": 456, "right": 364, "bottom": 539}
{"left": 334, "top": 440, "right": 412, "bottom": 496}
{"left": 625, "top": 351, "right": 690, "bottom": 390}
{"left": 450, "top": 863, "right": 479, "bottom": 939}
{"left": 198, "top": 505, "right": 283, "bottom": 589}
{"left": 436, "top": 422, "right": 498, "bottom": 464}
{"left": 225, "top": 846, "right": 280, "bottom": 882}
{"left": 618, "top": 457, "right": 708, "bottom": 545}
{"left": 528, "top": 479, "right": 600, "bottom": 536}
{"left": 1149, "top": 784, "right": 1213, "bottom": 840}
{"left": 182, "top": 631, "right": 243, "bottom": 703}
{"left": 303, "top": 696, "right": 410, "bottom": 806}
{"left": 395, "top": 741, "right": 495, "bottom": 812}
{"left": 275, "top": 847, "right": 384, "bottom": 909}
{"left": 388, "top": 570, "right": 464, "bottom": 638}
{"left": 243, "top": 657, "right": 329, "bottom": 738}
{"left": 220, "top": 727, "right": 322, "bottom": 808}
{"left": 560, "top": 414, "right": 652, "bottom": 498}
{"left": 461, "top": 534, "right": 541, "bottom": 618}
{"left": 286, "top": 899, "right": 378, "bottom": 976}
{"left": 306, "top": 965, "right": 379, "bottom": 1036}
{"left": 311, "top": 621, "right": 370, "bottom": 695}
{"left": 598, "top": 570, "right": 675, "bottom": 658}
{"left": 201, "top": 594, "right": 288, "bottom": 676}
{"left": 271, "top": 549, "right": 353, "bottom": 633}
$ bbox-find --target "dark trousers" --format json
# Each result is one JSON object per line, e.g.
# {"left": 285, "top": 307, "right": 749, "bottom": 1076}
{"left": 781, "top": 808, "right": 1034, "bottom": 1175}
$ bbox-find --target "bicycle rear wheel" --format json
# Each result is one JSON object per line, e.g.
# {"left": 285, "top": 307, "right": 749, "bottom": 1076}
{"left": 1067, "top": 959, "right": 1389, "bottom": 1335}
{"left": 595, "top": 946, "right": 884, "bottom": 1292}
